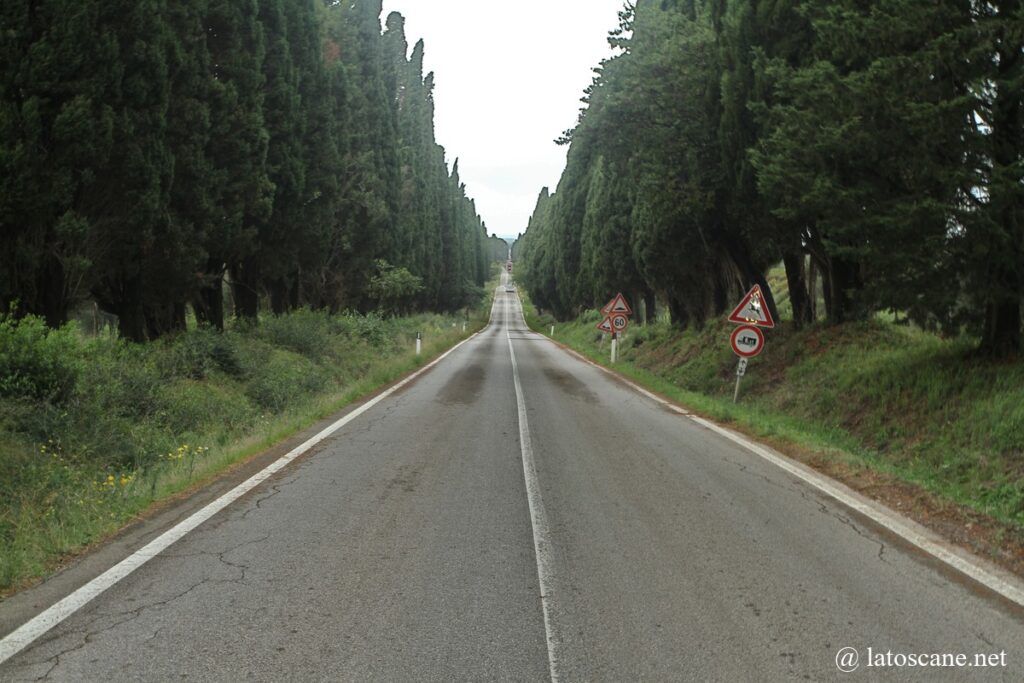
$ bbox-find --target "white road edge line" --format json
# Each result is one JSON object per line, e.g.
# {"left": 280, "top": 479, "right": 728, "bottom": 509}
{"left": 687, "top": 415, "right": 1024, "bottom": 606}
{"left": 506, "top": 294, "right": 562, "bottom": 683}
{"left": 0, "top": 325, "right": 487, "bottom": 666}
{"left": 540, "top": 327, "right": 1024, "bottom": 608}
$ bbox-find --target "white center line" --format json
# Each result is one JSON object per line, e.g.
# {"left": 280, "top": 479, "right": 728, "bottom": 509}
{"left": 505, "top": 294, "right": 563, "bottom": 683}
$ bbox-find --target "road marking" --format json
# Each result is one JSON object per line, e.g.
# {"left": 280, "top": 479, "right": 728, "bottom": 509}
{"left": 686, "top": 416, "right": 1024, "bottom": 607}
{"left": 0, "top": 326, "right": 487, "bottom": 666}
{"left": 536, "top": 322, "right": 1024, "bottom": 609}
{"left": 505, "top": 295, "right": 563, "bottom": 683}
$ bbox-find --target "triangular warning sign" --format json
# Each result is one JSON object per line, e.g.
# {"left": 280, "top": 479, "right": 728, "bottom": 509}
{"left": 728, "top": 285, "right": 775, "bottom": 328}
{"left": 601, "top": 293, "right": 633, "bottom": 316}
{"left": 596, "top": 316, "right": 615, "bottom": 333}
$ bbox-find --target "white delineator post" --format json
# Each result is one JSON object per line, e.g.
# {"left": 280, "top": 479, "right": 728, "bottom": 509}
{"left": 733, "top": 357, "right": 748, "bottom": 403}
{"left": 611, "top": 333, "right": 618, "bottom": 364}
{"left": 550, "top": 325, "right": 555, "bottom": 337}
{"left": 416, "top": 332, "right": 422, "bottom": 356}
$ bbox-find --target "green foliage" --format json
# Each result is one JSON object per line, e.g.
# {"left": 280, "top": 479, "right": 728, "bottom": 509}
{"left": 1, "top": 1, "right": 491, "bottom": 336}
{"left": 245, "top": 349, "right": 327, "bottom": 412}
{"left": 516, "top": 0, "right": 1022, "bottom": 355}
{"left": 0, "top": 315, "right": 81, "bottom": 403}
{"left": 159, "top": 325, "right": 243, "bottom": 379}
{"left": 257, "top": 308, "right": 334, "bottom": 360}
{"left": 368, "top": 260, "right": 424, "bottom": 316}
{"left": 0, "top": 305, "right": 489, "bottom": 591}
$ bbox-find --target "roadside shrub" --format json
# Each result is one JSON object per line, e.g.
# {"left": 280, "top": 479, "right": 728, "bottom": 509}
{"left": 159, "top": 326, "right": 242, "bottom": 379}
{"left": 258, "top": 308, "right": 332, "bottom": 359}
{"left": 0, "top": 315, "right": 80, "bottom": 403}
{"left": 75, "top": 339, "right": 162, "bottom": 420}
{"left": 245, "top": 349, "right": 328, "bottom": 412}
{"left": 353, "top": 312, "right": 389, "bottom": 348}
{"left": 154, "top": 378, "right": 256, "bottom": 436}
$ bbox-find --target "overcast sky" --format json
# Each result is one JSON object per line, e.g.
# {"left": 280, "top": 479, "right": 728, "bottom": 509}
{"left": 380, "top": 0, "right": 626, "bottom": 239}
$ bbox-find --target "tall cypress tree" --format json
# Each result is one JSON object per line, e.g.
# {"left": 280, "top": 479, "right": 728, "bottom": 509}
{"left": 195, "top": 0, "right": 271, "bottom": 329}
{"left": 0, "top": 0, "right": 116, "bottom": 327}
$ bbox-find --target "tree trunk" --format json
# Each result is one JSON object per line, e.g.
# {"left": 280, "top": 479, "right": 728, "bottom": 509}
{"left": 194, "top": 264, "right": 225, "bottom": 331}
{"left": 807, "top": 257, "right": 819, "bottom": 321}
{"left": 644, "top": 292, "right": 656, "bottom": 324}
{"left": 268, "top": 279, "right": 289, "bottom": 316}
{"left": 978, "top": 4, "right": 1023, "bottom": 357}
{"left": 718, "top": 231, "right": 780, "bottom": 323}
{"left": 825, "top": 254, "right": 864, "bottom": 324}
{"left": 783, "top": 250, "right": 812, "bottom": 328}
{"left": 632, "top": 290, "right": 645, "bottom": 324}
{"left": 145, "top": 302, "right": 187, "bottom": 340}
{"left": 230, "top": 258, "right": 260, "bottom": 320}
{"left": 668, "top": 296, "right": 689, "bottom": 330}
{"left": 116, "top": 279, "right": 146, "bottom": 343}
{"left": 39, "top": 255, "right": 68, "bottom": 329}
{"left": 980, "top": 290, "right": 1021, "bottom": 358}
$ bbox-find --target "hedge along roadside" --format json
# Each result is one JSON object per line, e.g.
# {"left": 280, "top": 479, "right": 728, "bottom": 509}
{"left": 0, "top": 285, "right": 497, "bottom": 595}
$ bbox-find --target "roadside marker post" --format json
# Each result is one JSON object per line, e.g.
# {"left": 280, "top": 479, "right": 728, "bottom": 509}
{"left": 416, "top": 332, "right": 422, "bottom": 356}
{"left": 611, "top": 333, "right": 618, "bottom": 364}
{"left": 733, "top": 357, "right": 748, "bottom": 403}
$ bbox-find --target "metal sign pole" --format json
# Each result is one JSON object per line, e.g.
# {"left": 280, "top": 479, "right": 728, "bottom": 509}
{"left": 733, "top": 357, "right": 748, "bottom": 403}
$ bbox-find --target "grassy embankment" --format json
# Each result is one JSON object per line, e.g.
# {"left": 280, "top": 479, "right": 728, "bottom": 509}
{"left": 520, "top": 283, "right": 1024, "bottom": 558}
{"left": 0, "top": 288, "right": 495, "bottom": 594}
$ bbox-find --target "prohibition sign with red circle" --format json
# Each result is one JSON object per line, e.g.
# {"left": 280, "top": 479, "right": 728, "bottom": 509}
{"left": 730, "top": 324, "right": 764, "bottom": 358}
{"left": 611, "top": 313, "right": 629, "bottom": 333}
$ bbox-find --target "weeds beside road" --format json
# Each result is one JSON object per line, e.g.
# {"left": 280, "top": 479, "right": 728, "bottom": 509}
{"left": 0, "top": 305, "right": 489, "bottom": 594}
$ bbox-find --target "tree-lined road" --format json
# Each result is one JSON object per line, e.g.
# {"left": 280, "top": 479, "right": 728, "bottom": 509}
{"left": 1, "top": 280, "right": 1021, "bottom": 681}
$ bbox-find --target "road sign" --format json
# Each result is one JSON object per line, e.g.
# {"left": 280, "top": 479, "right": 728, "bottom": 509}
{"left": 736, "top": 357, "right": 748, "bottom": 376}
{"left": 596, "top": 316, "right": 614, "bottom": 334}
{"left": 730, "top": 324, "right": 764, "bottom": 358}
{"left": 602, "top": 293, "right": 633, "bottom": 316}
{"left": 610, "top": 313, "right": 629, "bottom": 333}
{"left": 728, "top": 284, "right": 775, "bottom": 328}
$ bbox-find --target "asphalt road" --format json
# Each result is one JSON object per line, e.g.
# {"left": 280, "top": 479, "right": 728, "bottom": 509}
{"left": 1, "top": 278, "right": 1021, "bottom": 681}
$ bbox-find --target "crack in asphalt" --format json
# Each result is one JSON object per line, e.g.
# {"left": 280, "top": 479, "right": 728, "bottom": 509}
{"left": 795, "top": 488, "right": 891, "bottom": 566}
{"left": 20, "top": 533, "right": 273, "bottom": 680}
{"left": 27, "top": 580, "right": 208, "bottom": 681}
{"left": 239, "top": 476, "right": 300, "bottom": 520}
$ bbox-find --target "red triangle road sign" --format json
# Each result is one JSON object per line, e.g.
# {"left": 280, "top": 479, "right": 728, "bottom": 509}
{"left": 596, "top": 316, "right": 615, "bottom": 333}
{"left": 728, "top": 285, "right": 775, "bottom": 328}
{"left": 601, "top": 293, "right": 633, "bottom": 316}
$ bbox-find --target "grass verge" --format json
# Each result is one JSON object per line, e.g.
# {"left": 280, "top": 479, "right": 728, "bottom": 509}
{"left": 521, "top": 291, "right": 1024, "bottom": 573}
{"left": 1, "top": 290, "right": 495, "bottom": 595}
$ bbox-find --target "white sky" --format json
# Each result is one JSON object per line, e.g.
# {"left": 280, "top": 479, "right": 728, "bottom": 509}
{"left": 380, "top": 0, "right": 626, "bottom": 239}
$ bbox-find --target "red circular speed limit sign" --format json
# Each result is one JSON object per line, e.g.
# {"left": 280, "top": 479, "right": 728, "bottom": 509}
{"left": 611, "top": 313, "right": 629, "bottom": 332}
{"left": 730, "top": 324, "right": 764, "bottom": 358}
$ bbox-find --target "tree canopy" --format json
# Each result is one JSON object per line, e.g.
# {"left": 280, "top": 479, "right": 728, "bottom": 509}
{"left": 1, "top": 0, "right": 493, "bottom": 340}
{"left": 515, "top": 0, "right": 1023, "bottom": 357}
